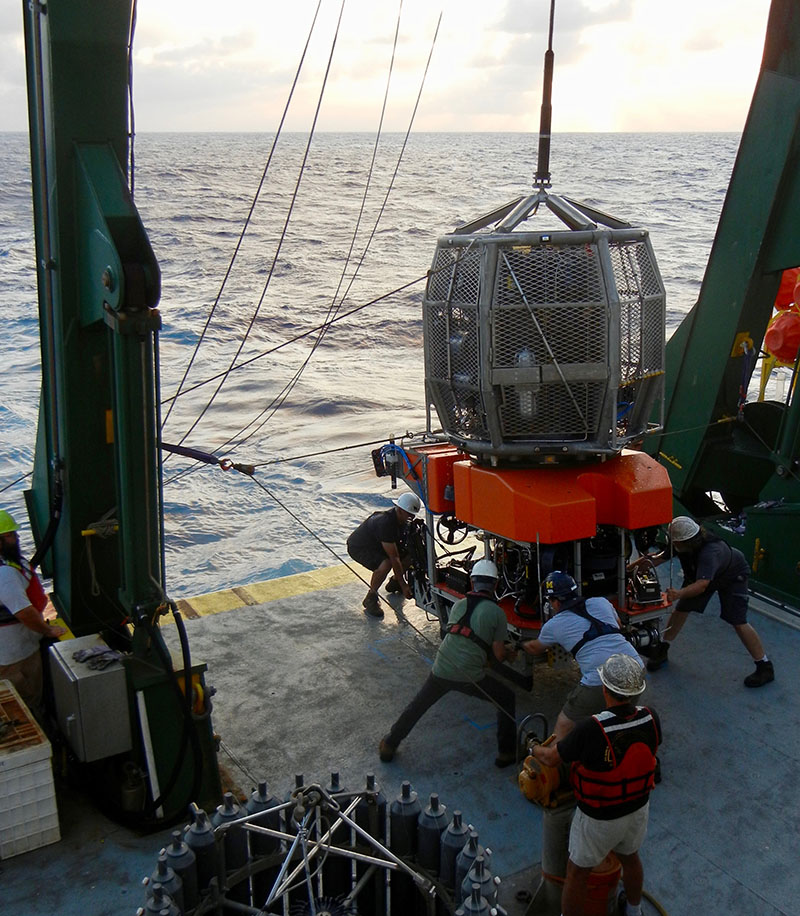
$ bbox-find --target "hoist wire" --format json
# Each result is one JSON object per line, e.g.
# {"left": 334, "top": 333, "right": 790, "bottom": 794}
{"left": 170, "top": 0, "right": 346, "bottom": 453}
{"left": 197, "top": 7, "right": 443, "bottom": 457}
{"left": 127, "top": 0, "right": 137, "bottom": 198}
{"left": 161, "top": 0, "right": 325, "bottom": 432}
{"left": 0, "top": 471, "right": 32, "bottom": 494}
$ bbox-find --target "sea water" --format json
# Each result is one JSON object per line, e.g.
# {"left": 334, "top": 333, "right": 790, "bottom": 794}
{"left": 1, "top": 131, "right": 739, "bottom": 597}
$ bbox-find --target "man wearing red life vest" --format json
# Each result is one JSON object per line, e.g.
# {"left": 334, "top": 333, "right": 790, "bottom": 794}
{"left": 0, "top": 510, "right": 65, "bottom": 713}
{"left": 532, "top": 654, "right": 661, "bottom": 916}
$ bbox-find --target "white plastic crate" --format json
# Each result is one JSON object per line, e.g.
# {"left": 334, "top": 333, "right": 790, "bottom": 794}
{"left": 0, "top": 679, "right": 60, "bottom": 858}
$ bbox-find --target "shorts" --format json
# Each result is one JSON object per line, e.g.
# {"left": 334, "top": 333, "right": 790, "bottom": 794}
{"left": 346, "top": 540, "right": 387, "bottom": 572}
{"left": 561, "top": 683, "right": 606, "bottom": 722}
{"left": 676, "top": 580, "right": 748, "bottom": 626}
{"left": 568, "top": 803, "right": 649, "bottom": 868}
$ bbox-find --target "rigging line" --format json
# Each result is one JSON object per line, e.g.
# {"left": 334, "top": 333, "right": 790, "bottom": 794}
{"left": 127, "top": 0, "right": 137, "bottom": 198}
{"left": 159, "top": 272, "right": 426, "bottom": 406}
{"left": 247, "top": 475, "right": 520, "bottom": 727}
{"left": 169, "top": 0, "right": 348, "bottom": 453}
{"left": 0, "top": 471, "right": 32, "bottom": 494}
{"left": 246, "top": 1, "right": 408, "bottom": 443}
{"left": 251, "top": 437, "right": 400, "bottom": 468}
{"left": 161, "top": 0, "right": 324, "bottom": 431}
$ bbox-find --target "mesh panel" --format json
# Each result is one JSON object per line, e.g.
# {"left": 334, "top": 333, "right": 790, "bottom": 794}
{"left": 427, "top": 245, "right": 481, "bottom": 304}
{"left": 498, "top": 381, "right": 605, "bottom": 439}
{"left": 495, "top": 244, "right": 604, "bottom": 307}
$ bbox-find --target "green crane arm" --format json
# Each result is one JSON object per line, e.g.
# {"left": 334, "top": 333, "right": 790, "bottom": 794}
{"left": 647, "top": 0, "right": 800, "bottom": 605}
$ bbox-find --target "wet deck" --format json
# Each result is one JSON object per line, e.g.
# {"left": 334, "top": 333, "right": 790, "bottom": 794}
{"left": 2, "top": 565, "right": 799, "bottom": 915}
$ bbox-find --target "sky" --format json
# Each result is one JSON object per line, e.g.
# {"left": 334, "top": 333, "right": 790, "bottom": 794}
{"left": 1, "top": 0, "right": 773, "bottom": 133}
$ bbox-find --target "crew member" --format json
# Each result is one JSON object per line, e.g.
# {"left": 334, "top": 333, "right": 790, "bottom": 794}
{"left": 346, "top": 491, "right": 421, "bottom": 618}
{"left": 379, "top": 559, "right": 519, "bottom": 767}
{"left": 0, "top": 510, "right": 65, "bottom": 713}
{"left": 522, "top": 571, "right": 643, "bottom": 741}
{"left": 633, "top": 516, "right": 774, "bottom": 687}
{"left": 532, "top": 654, "right": 661, "bottom": 916}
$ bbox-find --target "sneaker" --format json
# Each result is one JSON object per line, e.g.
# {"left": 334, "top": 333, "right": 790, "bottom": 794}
{"left": 385, "top": 576, "right": 401, "bottom": 594}
{"left": 744, "top": 659, "right": 774, "bottom": 688}
{"left": 362, "top": 592, "right": 384, "bottom": 619}
{"left": 646, "top": 641, "right": 669, "bottom": 672}
{"left": 379, "top": 738, "right": 396, "bottom": 762}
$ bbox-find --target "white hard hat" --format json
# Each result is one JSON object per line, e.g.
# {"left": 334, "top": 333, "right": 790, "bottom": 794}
{"left": 668, "top": 516, "right": 700, "bottom": 542}
{"left": 393, "top": 492, "right": 421, "bottom": 516}
{"left": 597, "top": 654, "right": 646, "bottom": 696}
{"left": 471, "top": 559, "right": 498, "bottom": 580}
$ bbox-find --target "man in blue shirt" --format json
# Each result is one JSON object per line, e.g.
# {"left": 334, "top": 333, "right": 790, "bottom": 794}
{"left": 522, "top": 571, "right": 643, "bottom": 741}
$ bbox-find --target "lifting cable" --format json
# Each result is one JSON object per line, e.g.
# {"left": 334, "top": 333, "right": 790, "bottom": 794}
{"left": 161, "top": 0, "right": 324, "bottom": 432}
{"left": 168, "top": 0, "right": 347, "bottom": 454}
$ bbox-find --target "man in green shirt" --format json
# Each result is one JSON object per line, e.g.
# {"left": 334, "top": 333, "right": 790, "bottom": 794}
{"left": 379, "top": 559, "right": 519, "bottom": 767}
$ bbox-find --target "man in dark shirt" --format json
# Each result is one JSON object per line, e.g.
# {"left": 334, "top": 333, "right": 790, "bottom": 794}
{"left": 633, "top": 516, "right": 774, "bottom": 687}
{"left": 346, "top": 491, "right": 421, "bottom": 618}
{"left": 533, "top": 654, "right": 660, "bottom": 916}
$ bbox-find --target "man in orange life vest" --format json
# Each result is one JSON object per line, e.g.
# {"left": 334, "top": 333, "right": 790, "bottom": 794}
{"left": 532, "top": 654, "right": 661, "bottom": 916}
{"left": 0, "top": 511, "right": 65, "bottom": 713}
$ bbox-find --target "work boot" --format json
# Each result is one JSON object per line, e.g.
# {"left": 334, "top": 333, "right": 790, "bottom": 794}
{"left": 385, "top": 576, "right": 401, "bottom": 594}
{"left": 744, "top": 659, "right": 774, "bottom": 687}
{"left": 646, "top": 641, "right": 670, "bottom": 671}
{"left": 362, "top": 591, "right": 384, "bottom": 619}
{"left": 494, "top": 750, "right": 517, "bottom": 769}
{"left": 379, "top": 738, "right": 396, "bottom": 762}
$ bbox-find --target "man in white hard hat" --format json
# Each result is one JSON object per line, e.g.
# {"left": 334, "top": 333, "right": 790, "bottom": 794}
{"left": 0, "top": 510, "right": 66, "bottom": 713}
{"left": 532, "top": 654, "right": 661, "bottom": 916}
{"left": 633, "top": 516, "right": 774, "bottom": 688}
{"left": 346, "top": 491, "right": 422, "bottom": 618}
{"left": 379, "top": 557, "right": 520, "bottom": 767}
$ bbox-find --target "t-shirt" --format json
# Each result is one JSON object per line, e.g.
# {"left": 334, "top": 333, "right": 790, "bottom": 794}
{"left": 347, "top": 509, "right": 402, "bottom": 552}
{"left": 557, "top": 703, "right": 662, "bottom": 818}
{"left": 681, "top": 538, "right": 750, "bottom": 587}
{"left": 537, "top": 596, "right": 642, "bottom": 686}
{"left": 0, "top": 562, "right": 42, "bottom": 666}
{"left": 433, "top": 595, "right": 508, "bottom": 683}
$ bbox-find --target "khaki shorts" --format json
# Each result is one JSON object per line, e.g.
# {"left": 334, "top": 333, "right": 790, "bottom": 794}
{"left": 568, "top": 803, "right": 650, "bottom": 868}
{"left": 561, "top": 683, "right": 606, "bottom": 722}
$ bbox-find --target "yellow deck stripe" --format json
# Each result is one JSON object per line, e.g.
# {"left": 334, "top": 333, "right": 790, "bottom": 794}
{"left": 172, "top": 564, "right": 356, "bottom": 620}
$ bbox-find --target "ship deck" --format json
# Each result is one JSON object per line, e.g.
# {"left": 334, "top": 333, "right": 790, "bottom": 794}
{"left": 2, "top": 564, "right": 799, "bottom": 915}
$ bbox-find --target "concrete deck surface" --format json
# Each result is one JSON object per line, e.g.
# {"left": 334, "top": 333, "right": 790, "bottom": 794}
{"left": 2, "top": 566, "right": 799, "bottom": 915}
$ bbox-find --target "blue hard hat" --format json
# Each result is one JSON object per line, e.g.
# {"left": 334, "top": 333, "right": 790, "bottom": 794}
{"left": 543, "top": 571, "right": 578, "bottom": 600}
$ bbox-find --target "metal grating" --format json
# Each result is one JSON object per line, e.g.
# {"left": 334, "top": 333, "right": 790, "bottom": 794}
{"left": 427, "top": 245, "right": 481, "bottom": 304}
{"left": 495, "top": 244, "right": 605, "bottom": 307}
{"left": 498, "top": 381, "right": 605, "bottom": 439}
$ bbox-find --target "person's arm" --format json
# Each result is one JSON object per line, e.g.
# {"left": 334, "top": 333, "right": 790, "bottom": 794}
{"left": 521, "top": 638, "right": 548, "bottom": 656}
{"left": 492, "top": 640, "right": 517, "bottom": 663}
{"left": 532, "top": 740, "right": 562, "bottom": 767}
{"left": 15, "top": 604, "right": 66, "bottom": 639}
{"left": 382, "top": 541, "right": 412, "bottom": 598}
{"left": 666, "top": 578, "right": 709, "bottom": 602}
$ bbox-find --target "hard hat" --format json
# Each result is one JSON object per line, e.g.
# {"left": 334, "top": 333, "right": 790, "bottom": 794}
{"left": 471, "top": 558, "right": 499, "bottom": 580}
{"left": 0, "top": 511, "right": 20, "bottom": 535}
{"left": 393, "top": 492, "right": 422, "bottom": 516}
{"left": 668, "top": 516, "right": 700, "bottom": 543}
{"left": 543, "top": 571, "right": 578, "bottom": 600}
{"left": 597, "top": 654, "right": 646, "bottom": 696}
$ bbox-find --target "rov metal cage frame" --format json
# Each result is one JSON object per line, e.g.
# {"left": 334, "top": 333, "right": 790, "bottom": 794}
{"left": 422, "top": 193, "right": 667, "bottom": 463}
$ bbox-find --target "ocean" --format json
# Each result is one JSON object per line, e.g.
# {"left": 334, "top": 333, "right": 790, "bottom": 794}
{"left": 1, "top": 130, "right": 740, "bottom": 598}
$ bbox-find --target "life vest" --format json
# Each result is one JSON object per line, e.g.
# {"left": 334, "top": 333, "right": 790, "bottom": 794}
{"left": 446, "top": 592, "right": 494, "bottom": 657}
{"left": 564, "top": 598, "right": 621, "bottom": 657}
{"left": 0, "top": 558, "right": 48, "bottom": 626}
{"left": 570, "top": 707, "right": 659, "bottom": 812}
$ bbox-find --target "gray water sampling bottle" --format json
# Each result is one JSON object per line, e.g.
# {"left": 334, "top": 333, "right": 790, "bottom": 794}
{"left": 139, "top": 883, "right": 181, "bottom": 916}
{"left": 246, "top": 780, "right": 282, "bottom": 907}
{"left": 212, "top": 792, "right": 249, "bottom": 904}
{"left": 144, "top": 853, "right": 183, "bottom": 913}
{"left": 460, "top": 855, "right": 496, "bottom": 907}
{"left": 163, "top": 830, "right": 198, "bottom": 912}
{"left": 322, "top": 772, "right": 353, "bottom": 902}
{"left": 439, "top": 809, "right": 470, "bottom": 890}
{"left": 416, "top": 793, "right": 451, "bottom": 874}
{"left": 454, "top": 831, "right": 484, "bottom": 905}
{"left": 184, "top": 807, "right": 218, "bottom": 892}
{"left": 355, "top": 773, "right": 388, "bottom": 916}
{"left": 456, "top": 884, "right": 491, "bottom": 916}
{"left": 390, "top": 781, "right": 421, "bottom": 858}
